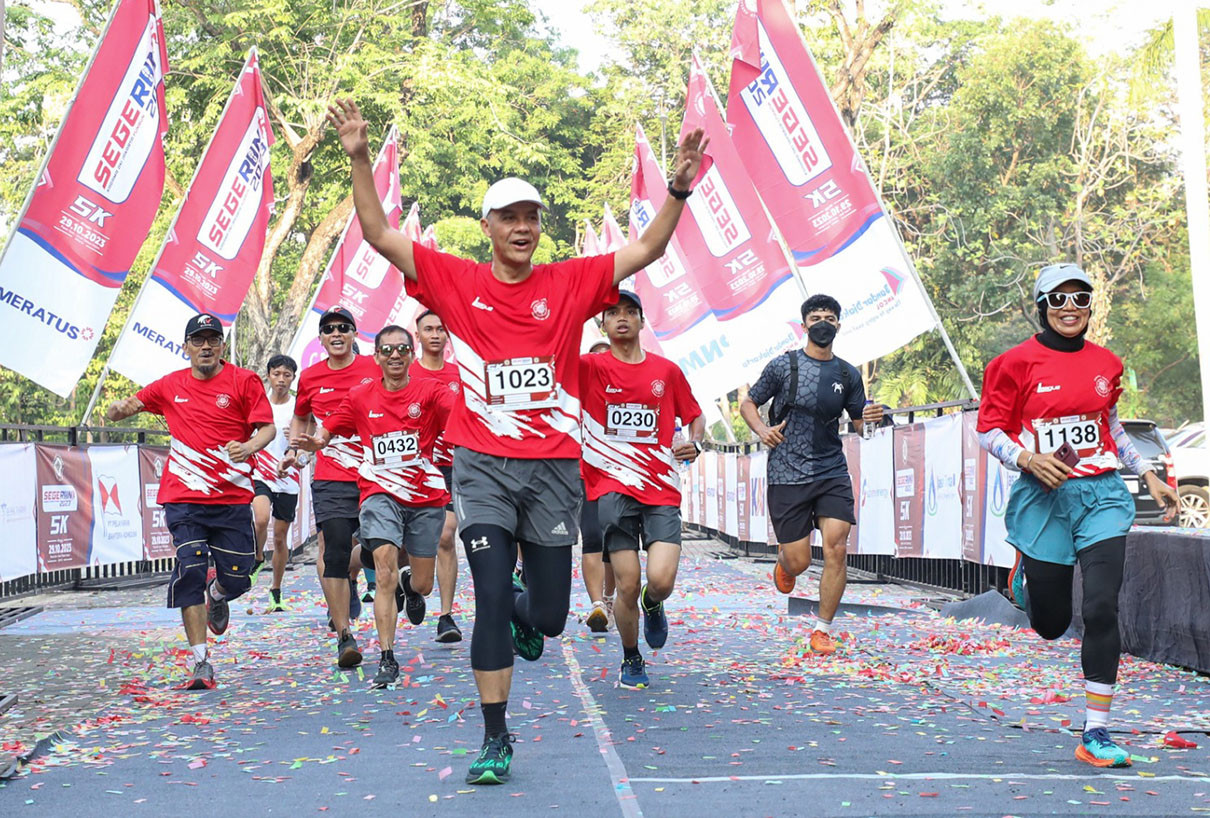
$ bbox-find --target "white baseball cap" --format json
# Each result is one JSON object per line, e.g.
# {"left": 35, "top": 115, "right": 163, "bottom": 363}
{"left": 1033, "top": 263, "right": 1093, "bottom": 302}
{"left": 481, "top": 178, "right": 546, "bottom": 219}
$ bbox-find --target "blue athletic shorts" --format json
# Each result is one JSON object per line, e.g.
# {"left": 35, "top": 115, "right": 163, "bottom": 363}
{"left": 1004, "top": 471, "right": 1135, "bottom": 566}
{"left": 164, "top": 502, "right": 256, "bottom": 608}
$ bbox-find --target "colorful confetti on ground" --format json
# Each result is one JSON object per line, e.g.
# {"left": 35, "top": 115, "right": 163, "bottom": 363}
{"left": 1, "top": 541, "right": 1208, "bottom": 815}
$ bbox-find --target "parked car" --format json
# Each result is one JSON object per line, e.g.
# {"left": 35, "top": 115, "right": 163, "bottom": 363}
{"left": 1119, "top": 419, "right": 1179, "bottom": 526}
{"left": 1161, "top": 423, "right": 1209, "bottom": 528}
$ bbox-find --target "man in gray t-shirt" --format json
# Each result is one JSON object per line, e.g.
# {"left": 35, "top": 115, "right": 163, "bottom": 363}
{"left": 740, "top": 294, "right": 882, "bottom": 655}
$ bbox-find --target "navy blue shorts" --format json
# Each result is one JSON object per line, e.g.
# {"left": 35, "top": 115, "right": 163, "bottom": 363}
{"left": 164, "top": 503, "right": 256, "bottom": 609}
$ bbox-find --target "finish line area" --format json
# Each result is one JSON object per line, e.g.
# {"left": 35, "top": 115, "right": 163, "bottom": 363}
{"left": 2, "top": 540, "right": 1207, "bottom": 816}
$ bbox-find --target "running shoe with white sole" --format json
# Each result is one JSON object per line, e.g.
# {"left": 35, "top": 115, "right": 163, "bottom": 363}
{"left": 435, "top": 613, "right": 463, "bottom": 643}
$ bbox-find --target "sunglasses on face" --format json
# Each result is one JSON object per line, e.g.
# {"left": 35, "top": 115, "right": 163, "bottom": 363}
{"left": 320, "top": 323, "right": 354, "bottom": 335}
{"left": 377, "top": 344, "right": 412, "bottom": 356}
{"left": 1037, "top": 291, "right": 1093, "bottom": 310}
{"left": 187, "top": 335, "right": 223, "bottom": 348}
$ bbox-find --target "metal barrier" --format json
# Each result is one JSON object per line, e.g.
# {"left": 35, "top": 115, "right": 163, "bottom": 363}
{"left": 0, "top": 423, "right": 172, "bottom": 445}
{"left": 700, "top": 398, "right": 1009, "bottom": 598}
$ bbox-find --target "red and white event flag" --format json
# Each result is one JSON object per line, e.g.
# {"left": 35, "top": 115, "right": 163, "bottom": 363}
{"left": 727, "top": 0, "right": 933, "bottom": 365}
{"left": 286, "top": 128, "right": 402, "bottom": 368}
{"left": 107, "top": 49, "right": 274, "bottom": 384}
{"left": 0, "top": 0, "right": 169, "bottom": 396}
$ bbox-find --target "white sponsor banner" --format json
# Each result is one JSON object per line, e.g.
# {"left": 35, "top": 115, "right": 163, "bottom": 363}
{"left": 982, "top": 456, "right": 1020, "bottom": 568}
{"left": 702, "top": 450, "right": 719, "bottom": 531}
{"left": 681, "top": 457, "right": 694, "bottom": 523}
{"left": 802, "top": 219, "right": 935, "bottom": 367}
{"left": 107, "top": 277, "right": 192, "bottom": 381}
{"left": 0, "top": 444, "right": 38, "bottom": 580}
{"left": 88, "top": 445, "right": 144, "bottom": 564}
{"left": 747, "top": 449, "right": 769, "bottom": 543}
{"left": 921, "top": 414, "right": 963, "bottom": 559}
{"left": 856, "top": 427, "right": 895, "bottom": 555}
{"left": 722, "top": 452, "right": 739, "bottom": 538}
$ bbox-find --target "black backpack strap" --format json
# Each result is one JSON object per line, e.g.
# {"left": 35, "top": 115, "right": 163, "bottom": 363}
{"left": 769, "top": 351, "right": 798, "bottom": 426}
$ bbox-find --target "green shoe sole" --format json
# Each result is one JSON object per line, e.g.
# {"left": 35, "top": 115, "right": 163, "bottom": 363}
{"left": 465, "top": 769, "right": 509, "bottom": 785}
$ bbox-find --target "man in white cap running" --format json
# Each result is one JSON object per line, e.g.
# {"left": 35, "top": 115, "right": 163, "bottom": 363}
{"left": 327, "top": 98, "right": 707, "bottom": 785}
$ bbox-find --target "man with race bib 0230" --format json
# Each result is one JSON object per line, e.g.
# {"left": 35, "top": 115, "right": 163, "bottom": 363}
{"left": 327, "top": 96, "right": 707, "bottom": 785}
{"left": 580, "top": 291, "right": 704, "bottom": 689}
{"left": 295, "top": 325, "right": 454, "bottom": 688}
{"left": 977, "top": 263, "right": 1177, "bottom": 769}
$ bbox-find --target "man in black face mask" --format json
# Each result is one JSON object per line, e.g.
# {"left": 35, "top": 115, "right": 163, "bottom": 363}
{"left": 740, "top": 294, "right": 882, "bottom": 654}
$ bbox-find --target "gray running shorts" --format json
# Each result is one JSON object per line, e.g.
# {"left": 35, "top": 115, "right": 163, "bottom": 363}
{"left": 358, "top": 493, "right": 444, "bottom": 559}
{"left": 598, "top": 491, "right": 683, "bottom": 553}
{"left": 311, "top": 479, "right": 360, "bottom": 524}
{"left": 451, "top": 447, "right": 580, "bottom": 547}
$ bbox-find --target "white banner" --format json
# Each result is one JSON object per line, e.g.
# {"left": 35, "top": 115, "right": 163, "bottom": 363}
{"left": 722, "top": 452, "right": 739, "bottom": 538}
{"left": 0, "top": 444, "right": 38, "bottom": 580}
{"left": 982, "top": 456, "right": 1020, "bottom": 568}
{"left": 856, "top": 427, "right": 895, "bottom": 555}
{"left": 747, "top": 449, "right": 769, "bottom": 544}
{"left": 921, "top": 414, "right": 963, "bottom": 559}
{"left": 702, "top": 450, "right": 719, "bottom": 531}
{"left": 88, "top": 444, "right": 144, "bottom": 564}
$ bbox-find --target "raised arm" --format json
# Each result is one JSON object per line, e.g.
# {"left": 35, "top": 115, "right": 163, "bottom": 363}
{"left": 613, "top": 128, "right": 709, "bottom": 285}
{"left": 326, "top": 98, "right": 416, "bottom": 281}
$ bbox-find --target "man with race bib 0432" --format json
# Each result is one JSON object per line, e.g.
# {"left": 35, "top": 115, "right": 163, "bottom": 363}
{"left": 580, "top": 291, "right": 703, "bottom": 689}
{"left": 295, "top": 325, "right": 454, "bottom": 688}
{"left": 327, "top": 97, "right": 707, "bottom": 785}
{"left": 978, "top": 263, "right": 1177, "bottom": 768}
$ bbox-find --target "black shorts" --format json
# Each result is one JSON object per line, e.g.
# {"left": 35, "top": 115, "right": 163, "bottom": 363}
{"left": 768, "top": 478, "right": 856, "bottom": 544}
{"left": 164, "top": 502, "right": 255, "bottom": 609}
{"left": 253, "top": 480, "right": 299, "bottom": 523}
{"left": 311, "top": 479, "right": 360, "bottom": 524}
{"left": 440, "top": 466, "right": 454, "bottom": 513}
{"left": 580, "top": 483, "right": 603, "bottom": 556}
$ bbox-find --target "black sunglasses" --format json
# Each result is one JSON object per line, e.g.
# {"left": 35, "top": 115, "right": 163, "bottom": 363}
{"left": 1037, "top": 292, "right": 1092, "bottom": 310}
{"left": 320, "top": 322, "right": 355, "bottom": 335}
{"left": 377, "top": 343, "right": 413, "bottom": 356}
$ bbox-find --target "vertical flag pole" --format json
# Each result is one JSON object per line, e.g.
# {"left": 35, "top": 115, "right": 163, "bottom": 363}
{"left": 1174, "top": 3, "right": 1210, "bottom": 457}
{"left": 80, "top": 47, "right": 258, "bottom": 426}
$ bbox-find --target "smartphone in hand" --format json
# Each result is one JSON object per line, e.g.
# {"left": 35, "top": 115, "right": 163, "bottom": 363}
{"left": 1053, "top": 442, "right": 1079, "bottom": 469}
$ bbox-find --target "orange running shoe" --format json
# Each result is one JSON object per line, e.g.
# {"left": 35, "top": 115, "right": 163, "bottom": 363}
{"left": 809, "top": 630, "right": 837, "bottom": 655}
{"left": 773, "top": 561, "right": 795, "bottom": 594}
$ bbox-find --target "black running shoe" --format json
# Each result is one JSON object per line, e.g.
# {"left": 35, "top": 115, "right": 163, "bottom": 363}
{"left": 371, "top": 653, "right": 399, "bottom": 688}
{"left": 435, "top": 613, "right": 463, "bottom": 643}
{"left": 399, "top": 569, "right": 426, "bottom": 626}
{"left": 465, "top": 733, "right": 514, "bottom": 785}
{"left": 185, "top": 659, "right": 216, "bottom": 690}
{"left": 206, "top": 579, "right": 230, "bottom": 636}
{"left": 336, "top": 631, "right": 362, "bottom": 668}
{"left": 510, "top": 573, "right": 544, "bottom": 661}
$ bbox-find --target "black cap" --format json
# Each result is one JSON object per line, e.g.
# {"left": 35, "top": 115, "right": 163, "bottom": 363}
{"left": 318, "top": 306, "right": 356, "bottom": 329}
{"left": 616, "top": 290, "right": 643, "bottom": 316}
{"left": 184, "top": 312, "right": 223, "bottom": 340}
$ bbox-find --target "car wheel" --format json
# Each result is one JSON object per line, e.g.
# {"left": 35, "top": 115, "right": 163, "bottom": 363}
{"left": 1178, "top": 485, "right": 1210, "bottom": 528}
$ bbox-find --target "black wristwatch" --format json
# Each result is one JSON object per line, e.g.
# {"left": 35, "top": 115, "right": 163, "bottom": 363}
{"left": 667, "top": 183, "right": 692, "bottom": 200}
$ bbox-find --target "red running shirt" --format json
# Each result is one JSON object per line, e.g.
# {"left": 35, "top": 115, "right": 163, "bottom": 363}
{"left": 324, "top": 377, "right": 455, "bottom": 506}
{"left": 405, "top": 243, "right": 617, "bottom": 460}
{"left": 580, "top": 351, "right": 702, "bottom": 505}
{"left": 294, "top": 355, "right": 380, "bottom": 482}
{"left": 136, "top": 363, "right": 273, "bottom": 504}
{"left": 977, "top": 336, "right": 1124, "bottom": 477}
{"left": 408, "top": 359, "right": 461, "bottom": 466}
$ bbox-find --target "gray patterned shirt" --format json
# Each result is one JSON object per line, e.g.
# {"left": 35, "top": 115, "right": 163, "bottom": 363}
{"left": 748, "top": 350, "right": 865, "bottom": 485}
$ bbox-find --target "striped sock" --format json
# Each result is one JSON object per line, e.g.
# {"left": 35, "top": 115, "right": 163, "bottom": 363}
{"left": 1084, "top": 681, "right": 1114, "bottom": 731}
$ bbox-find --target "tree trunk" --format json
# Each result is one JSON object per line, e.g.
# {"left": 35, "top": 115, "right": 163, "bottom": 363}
{"left": 825, "top": 0, "right": 900, "bottom": 127}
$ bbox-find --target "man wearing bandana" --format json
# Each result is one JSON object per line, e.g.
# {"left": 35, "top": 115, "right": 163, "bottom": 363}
{"left": 740, "top": 294, "right": 882, "bottom": 655}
